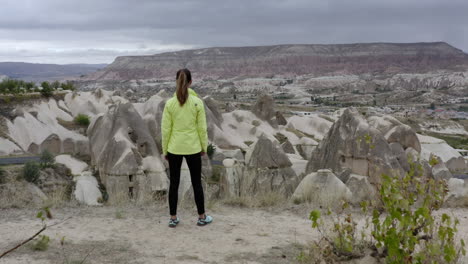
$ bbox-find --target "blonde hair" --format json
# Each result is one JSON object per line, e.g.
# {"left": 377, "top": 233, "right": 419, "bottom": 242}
{"left": 176, "top": 68, "right": 191, "bottom": 106}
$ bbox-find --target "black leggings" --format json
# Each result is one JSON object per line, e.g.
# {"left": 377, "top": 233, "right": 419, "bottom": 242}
{"left": 167, "top": 152, "right": 205, "bottom": 216}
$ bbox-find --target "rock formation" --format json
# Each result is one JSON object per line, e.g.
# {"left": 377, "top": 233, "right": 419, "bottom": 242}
{"left": 292, "top": 169, "right": 352, "bottom": 208}
{"left": 242, "top": 135, "right": 297, "bottom": 195}
{"left": 87, "top": 102, "right": 168, "bottom": 201}
{"left": 306, "top": 108, "right": 405, "bottom": 185}
{"left": 251, "top": 94, "right": 277, "bottom": 126}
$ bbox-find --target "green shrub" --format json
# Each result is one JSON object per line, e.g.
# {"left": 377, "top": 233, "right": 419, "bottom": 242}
{"left": 305, "top": 161, "right": 466, "bottom": 263}
{"left": 207, "top": 143, "right": 216, "bottom": 160}
{"left": 429, "top": 156, "right": 440, "bottom": 167}
{"left": 251, "top": 120, "right": 261, "bottom": 127}
{"left": 0, "top": 167, "right": 6, "bottom": 184}
{"left": 40, "top": 150, "right": 55, "bottom": 169}
{"left": 28, "top": 235, "right": 50, "bottom": 251}
{"left": 40, "top": 81, "right": 54, "bottom": 97}
{"left": 23, "top": 162, "right": 40, "bottom": 184}
{"left": 74, "top": 114, "right": 90, "bottom": 127}
{"left": 60, "top": 81, "right": 76, "bottom": 91}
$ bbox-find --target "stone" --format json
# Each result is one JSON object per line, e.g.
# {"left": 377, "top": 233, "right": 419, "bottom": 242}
{"left": 225, "top": 102, "right": 237, "bottom": 112}
{"left": 367, "top": 114, "right": 402, "bottom": 135}
{"left": 445, "top": 178, "right": 468, "bottom": 207}
{"left": 389, "top": 142, "right": 410, "bottom": 171}
{"left": 336, "top": 168, "right": 352, "bottom": 183}
{"left": 62, "top": 138, "right": 75, "bottom": 154}
{"left": 446, "top": 157, "right": 467, "bottom": 173}
{"left": 306, "top": 108, "right": 405, "bottom": 185}
{"left": 219, "top": 159, "right": 242, "bottom": 198}
{"left": 275, "top": 111, "right": 287, "bottom": 126}
{"left": 245, "top": 134, "right": 292, "bottom": 169}
{"left": 251, "top": 94, "right": 277, "bottom": 126}
{"left": 37, "top": 164, "right": 73, "bottom": 196}
{"left": 292, "top": 169, "right": 352, "bottom": 208}
{"left": 281, "top": 139, "right": 295, "bottom": 154}
{"left": 385, "top": 124, "right": 421, "bottom": 152}
{"left": 432, "top": 162, "right": 452, "bottom": 180}
{"left": 74, "top": 171, "right": 103, "bottom": 206}
{"left": 40, "top": 134, "right": 61, "bottom": 154}
{"left": 345, "top": 174, "right": 376, "bottom": 206}
{"left": 295, "top": 137, "right": 318, "bottom": 160}
{"left": 218, "top": 149, "right": 244, "bottom": 162}
{"left": 87, "top": 103, "right": 167, "bottom": 200}
{"left": 27, "top": 142, "right": 40, "bottom": 154}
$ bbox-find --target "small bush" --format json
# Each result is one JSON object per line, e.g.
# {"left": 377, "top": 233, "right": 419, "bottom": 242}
{"left": 207, "top": 143, "right": 216, "bottom": 160}
{"left": 429, "top": 155, "right": 440, "bottom": 167}
{"left": 40, "top": 150, "right": 55, "bottom": 169}
{"left": 0, "top": 167, "right": 6, "bottom": 184}
{"left": 251, "top": 120, "right": 261, "bottom": 127}
{"left": 210, "top": 165, "right": 224, "bottom": 183}
{"left": 305, "top": 162, "right": 466, "bottom": 263}
{"left": 23, "top": 162, "right": 40, "bottom": 184}
{"left": 28, "top": 235, "right": 50, "bottom": 251}
{"left": 74, "top": 114, "right": 90, "bottom": 127}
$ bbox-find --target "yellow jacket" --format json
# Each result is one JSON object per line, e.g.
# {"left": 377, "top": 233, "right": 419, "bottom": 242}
{"left": 161, "top": 88, "right": 208, "bottom": 155}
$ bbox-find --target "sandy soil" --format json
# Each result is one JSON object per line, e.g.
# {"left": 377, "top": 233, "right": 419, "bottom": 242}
{"left": 1, "top": 204, "right": 468, "bottom": 264}
{"left": 0, "top": 203, "right": 314, "bottom": 264}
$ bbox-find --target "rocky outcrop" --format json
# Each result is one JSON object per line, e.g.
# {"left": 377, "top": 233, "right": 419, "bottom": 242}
{"left": 345, "top": 174, "right": 376, "bottom": 206}
{"left": 219, "top": 159, "right": 242, "bottom": 198}
{"left": 74, "top": 171, "right": 103, "bottom": 206}
{"left": 219, "top": 135, "right": 298, "bottom": 197}
{"left": 275, "top": 111, "right": 287, "bottom": 126}
{"left": 306, "top": 108, "right": 405, "bottom": 185}
{"left": 292, "top": 169, "right": 352, "bottom": 208}
{"left": 446, "top": 178, "right": 468, "bottom": 207}
{"left": 251, "top": 94, "right": 277, "bottom": 126}
{"left": 242, "top": 135, "right": 297, "bottom": 195}
{"left": 87, "top": 102, "right": 168, "bottom": 201}
{"left": 281, "top": 140, "right": 295, "bottom": 154}
{"left": 385, "top": 124, "right": 421, "bottom": 153}
{"left": 446, "top": 157, "right": 467, "bottom": 173}
{"left": 37, "top": 164, "right": 73, "bottom": 196}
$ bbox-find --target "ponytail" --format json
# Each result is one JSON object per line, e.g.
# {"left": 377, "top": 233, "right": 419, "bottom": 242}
{"left": 176, "top": 68, "right": 192, "bottom": 106}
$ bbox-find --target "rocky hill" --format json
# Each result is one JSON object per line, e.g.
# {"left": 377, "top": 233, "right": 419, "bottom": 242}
{"left": 84, "top": 42, "right": 468, "bottom": 81}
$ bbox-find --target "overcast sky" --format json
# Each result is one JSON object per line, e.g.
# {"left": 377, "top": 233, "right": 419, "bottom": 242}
{"left": 1, "top": 0, "right": 467, "bottom": 64}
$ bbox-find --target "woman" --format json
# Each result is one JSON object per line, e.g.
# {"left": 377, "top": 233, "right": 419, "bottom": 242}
{"left": 161, "top": 68, "right": 213, "bottom": 228}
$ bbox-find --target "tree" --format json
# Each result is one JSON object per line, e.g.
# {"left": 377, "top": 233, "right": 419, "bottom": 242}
{"left": 51, "top": 81, "right": 60, "bottom": 90}
{"left": 61, "top": 81, "right": 75, "bottom": 91}
{"left": 40, "top": 81, "right": 53, "bottom": 97}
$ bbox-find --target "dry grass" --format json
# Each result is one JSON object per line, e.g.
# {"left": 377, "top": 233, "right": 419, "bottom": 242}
{"left": 222, "top": 191, "right": 286, "bottom": 208}
{"left": 45, "top": 186, "right": 71, "bottom": 208}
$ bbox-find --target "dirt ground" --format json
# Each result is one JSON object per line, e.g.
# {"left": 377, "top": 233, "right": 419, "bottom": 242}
{"left": 0, "top": 202, "right": 315, "bottom": 264}
{"left": 1, "top": 203, "right": 468, "bottom": 264}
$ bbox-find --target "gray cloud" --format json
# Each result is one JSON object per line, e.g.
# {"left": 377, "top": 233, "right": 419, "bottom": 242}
{"left": 0, "top": 0, "right": 467, "bottom": 63}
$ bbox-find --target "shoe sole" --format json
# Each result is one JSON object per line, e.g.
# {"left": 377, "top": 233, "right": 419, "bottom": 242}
{"left": 197, "top": 222, "right": 212, "bottom": 226}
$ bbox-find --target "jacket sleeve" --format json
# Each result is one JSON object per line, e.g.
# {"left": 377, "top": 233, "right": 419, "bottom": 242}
{"left": 161, "top": 103, "right": 172, "bottom": 156}
{"left": 197, "top": 102, "right": 208, "bottom": 153}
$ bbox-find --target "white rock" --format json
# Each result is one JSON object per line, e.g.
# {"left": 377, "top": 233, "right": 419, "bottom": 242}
{"left": 74, "top": 172, "right": 102, "bottom": 206}
{"left": 223, "top": 158, "right": 236, "bottom": 168}
{"left": 55, "top": 155, "right": 88, "bottom": 176}
{"left": 292, "top": 169, "right": 352, "bottom": 207}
